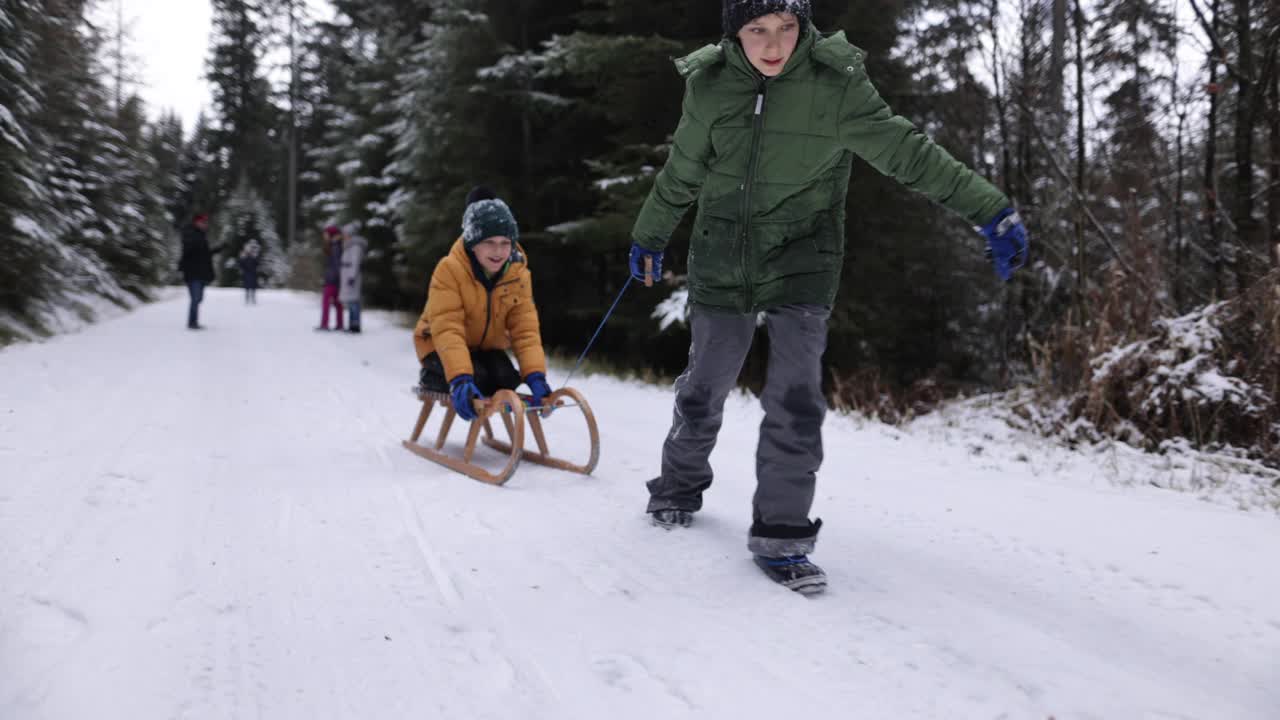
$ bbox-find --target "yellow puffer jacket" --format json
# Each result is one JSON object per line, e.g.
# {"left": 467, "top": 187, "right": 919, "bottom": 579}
{"left": 413, "top": 238, "right": 547, "bottom": 382}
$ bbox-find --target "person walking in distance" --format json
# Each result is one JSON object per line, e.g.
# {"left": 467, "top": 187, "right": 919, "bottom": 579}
{"left": 239, "top": 239, "right": 261, "bottom": 305}
{"left": 178, "top": 213, "right": 218, "bottom": 330}
{"left": 316, "top": 225, "right": 344, "bottom": 331}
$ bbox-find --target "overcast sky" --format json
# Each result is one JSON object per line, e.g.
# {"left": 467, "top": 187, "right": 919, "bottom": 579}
{"left": 99, "top": 0, "right": 331, "bottom": 133}
{"left": 94, "top": 0, "right": 213, "bottom": 131}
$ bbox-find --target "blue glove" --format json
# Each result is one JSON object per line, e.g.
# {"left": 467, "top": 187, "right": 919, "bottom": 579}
{"left": 449, "top": 374, "right": 483, "bottom": 421}
{"left": 525, "top": 371, "right": 551, "bottom": 407}
{"left": 980, "top": 207, "right": 1028, "bottom": 282}
{"left": 629, "top": 243, "right": 663, "bottom": 284}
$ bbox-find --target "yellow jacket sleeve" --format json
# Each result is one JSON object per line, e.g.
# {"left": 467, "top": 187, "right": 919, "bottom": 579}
{"left": 506, "top": 269, "right": 546, "bottom": 378}
{"left": 424, "top": 260, "right": 473, "bottom": 381}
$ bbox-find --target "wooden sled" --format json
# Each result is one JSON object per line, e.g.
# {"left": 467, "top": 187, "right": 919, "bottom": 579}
{"left": 402, "top": 386, "right": 600, "bottom": 485}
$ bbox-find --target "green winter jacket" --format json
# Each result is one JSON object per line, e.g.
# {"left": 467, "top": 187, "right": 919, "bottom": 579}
{"left": 631, "top": 29, "right": 1010, "bottom": 313}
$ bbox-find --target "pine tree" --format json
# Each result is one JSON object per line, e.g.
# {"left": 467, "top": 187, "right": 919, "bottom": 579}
{"left": 447, "top": 0, "right": 707, "bottom": 368}
{"left": 394, "top": 0, "right": 504, "bottom": 260}
{"left": 1090, "top": 0, "right": 1175, "bottom": 197}
{"left": 207, "top": 0, "right": 279, "bottom": 201}
{"left": 336, "top": 6, "right": 428, "bottom": 309}
{"left": 175, "top": 114, "right": 222, "bottom": 225}
{"left": 147, "top": 111, "right": 186, "bottom": 230}
{"left": 297, "top": 16, "right": 357, "bottom": 236}
{"left": 105, "top": 95, "right": 179, "bottom": 293}
{"left": 217, "top": 178, "right": 288, "bottom": 287}
{"left": 1088, "top": 0, "right": 1177, "bottom": 329}
{"left": 30, "top": 0, "right": 133, "bottom": 304}
{"left": 0, "top": 0, "right": 60, "bottom": 325}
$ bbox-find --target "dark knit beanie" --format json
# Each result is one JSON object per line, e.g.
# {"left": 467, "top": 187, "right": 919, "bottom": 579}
{"left": 722, "top": 0, "right": 811, "bottom": 38}
{"left": 462, "top": 198, "right": 518, "bottom": 248}
{"left": 464, "top": 184, "right": 498, "bottom": 207}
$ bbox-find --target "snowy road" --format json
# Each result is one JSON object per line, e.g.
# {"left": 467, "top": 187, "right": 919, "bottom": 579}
{"left": 2, "top": 288, "right": 1277, "bottom": 719}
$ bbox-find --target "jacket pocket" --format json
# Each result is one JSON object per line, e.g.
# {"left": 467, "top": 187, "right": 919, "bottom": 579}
{"left": 688, "top": 212, "right": 741, "bottom": 292}
{"left": 755, "top": 215, "right": 841, "bottom": 287}
{"left": 810, "top": 211, "right": 844, "bottom": 259}
{"left": 493, "top": 284, "right": 522, "bottom": 322}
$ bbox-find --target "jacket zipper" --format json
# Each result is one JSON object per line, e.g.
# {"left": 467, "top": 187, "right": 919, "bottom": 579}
{"left": 740, "top": 79, "right": 768, "bottom": 313}
{"left": 479, "top": 291, "right": 492, "bottom": 347}
{"left": 477, "top": 275, "right": 518, "bottom": 348}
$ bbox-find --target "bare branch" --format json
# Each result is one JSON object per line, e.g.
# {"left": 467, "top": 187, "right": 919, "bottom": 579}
{"left": 1014, "top": 101, "right": 1172, "bottom": 313}
{"left": 1186, "top": 0, "right": 1248, "bottom": 84}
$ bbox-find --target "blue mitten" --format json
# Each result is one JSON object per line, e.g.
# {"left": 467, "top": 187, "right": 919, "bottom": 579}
{"left": 525, "top": 372, "right": 551, "bottom": 407}
{"left": 628, "top": 243, "right": 664, "bottom": 284}
{"left": 980, "top": 208, "right": 1029, "bottom": 281}
{"left": 449, "top": 374, "right": 483, "bottom": 421}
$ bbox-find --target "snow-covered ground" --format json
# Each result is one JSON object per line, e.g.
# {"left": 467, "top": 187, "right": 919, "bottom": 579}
{"left": 2, "top": 288, "right": 1277, "bottom": 720}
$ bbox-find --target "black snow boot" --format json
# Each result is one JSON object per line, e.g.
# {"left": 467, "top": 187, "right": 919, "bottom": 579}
{"left": 649, "top": 509, "right": 694, "bottom": 529}
{"left": 753, "top": 554, "right": 827, "bottom": 594}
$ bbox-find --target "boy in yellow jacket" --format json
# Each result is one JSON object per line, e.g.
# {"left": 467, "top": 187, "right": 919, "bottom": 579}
{"left": 413, "top": 188, "right": 551, "bottom": 420}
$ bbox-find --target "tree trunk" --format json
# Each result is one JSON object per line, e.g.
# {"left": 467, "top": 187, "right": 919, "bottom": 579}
{"left": 112, "top": 0, "right": 124, "bottom": 118}
{"left": 1016, "top": 6, "right": 1034, "bottom": 204}
{"left": 1233, "top": 0, "right": 1258, "bottom": 292}
{"left": 1269, "top": 68, "right": 1279, "bottom": 268}
{"left": 989, "top": 0, "right": 1012, "bottom": 194}
{"left": 1171, "top": 19, "right": 1187, "bottom": 310}
{"left": 286, "top": 0, "right": 297, "bottom": 250}
{"left": 1073, "top": 1, "right": 1087, "bottom": 323}
{"left": 1049, "top": 0, "right": 1067, "bottom": 114}
{"left": 1176, "top": 107, "right": 1187, "bottom": 309}
{"left": 1206, "top": 0, "right": 1222, "bottom": 299}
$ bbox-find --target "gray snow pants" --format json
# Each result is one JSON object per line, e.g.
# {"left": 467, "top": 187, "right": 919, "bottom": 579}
{"left": 646, "top": 303, "right": 829, "bottom": 556}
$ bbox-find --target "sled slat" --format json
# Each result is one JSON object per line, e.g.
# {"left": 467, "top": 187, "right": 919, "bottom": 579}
{"left": 410, "top": 397, "right": 434, "bottom": 443}
{"left": 528, "top": 411, "right": 550, "bottom": 457}
{"left": 462, "top": 415, "right": 483, "bottom": 463}
{"left": 435, "top": 409, "right": 455, "bottom": 450}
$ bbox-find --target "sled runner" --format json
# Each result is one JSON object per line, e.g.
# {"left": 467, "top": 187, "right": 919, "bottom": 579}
{"left": 403, "top": 386, "right": 600, "bottom": 485}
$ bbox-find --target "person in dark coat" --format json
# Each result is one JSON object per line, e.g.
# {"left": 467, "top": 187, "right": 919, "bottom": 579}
{"left": 177, "top": 213, "right": 217, "bottom": 329}
{"left": 239, "top": 240, "right": 261, "bottom": 304}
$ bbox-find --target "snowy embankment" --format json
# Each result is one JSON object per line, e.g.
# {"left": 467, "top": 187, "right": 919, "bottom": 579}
{"left": 1, "top": 288, "right": 1277, "bottom": 720}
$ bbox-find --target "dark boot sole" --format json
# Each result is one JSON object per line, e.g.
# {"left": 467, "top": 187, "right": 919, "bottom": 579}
{"left": 754, "top": 556, "right": 828, "bottom": 594}
{"left": 649, "top": 511, "right": 694, "bottom": 530}
{"left": 788, "top": 577, "right": 827, "bottom": 594}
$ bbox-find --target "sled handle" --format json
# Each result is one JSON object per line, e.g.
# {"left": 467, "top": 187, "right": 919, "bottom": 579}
{"left": 644, "top": 255, "right": 653, "bottom": 287}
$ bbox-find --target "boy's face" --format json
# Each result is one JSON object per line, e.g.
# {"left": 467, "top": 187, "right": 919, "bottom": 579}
{"left": 737, "top": 12, "right": 800, "bottom": 77}
{"left": 472, "top": 236, "right": 513, "bottom": 274}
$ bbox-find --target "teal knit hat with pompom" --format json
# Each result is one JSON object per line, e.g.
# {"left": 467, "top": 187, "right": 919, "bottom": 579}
{"left": 462, "top": 198, "right": 518, "bottom": 248}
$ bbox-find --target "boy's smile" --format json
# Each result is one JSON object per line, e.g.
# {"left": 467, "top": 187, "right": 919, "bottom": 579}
{"left": 737, "top": 12, "right": 800, "bottom": 78}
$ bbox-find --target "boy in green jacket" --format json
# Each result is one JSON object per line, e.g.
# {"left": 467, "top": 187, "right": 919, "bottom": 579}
{"left": 629, "top": 0, "right": 1029, "bottom": 594}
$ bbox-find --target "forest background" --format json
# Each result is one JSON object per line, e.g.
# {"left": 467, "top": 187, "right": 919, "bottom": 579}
{"left": 2, "top": 0, "right": 1277, "bottom": 465}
